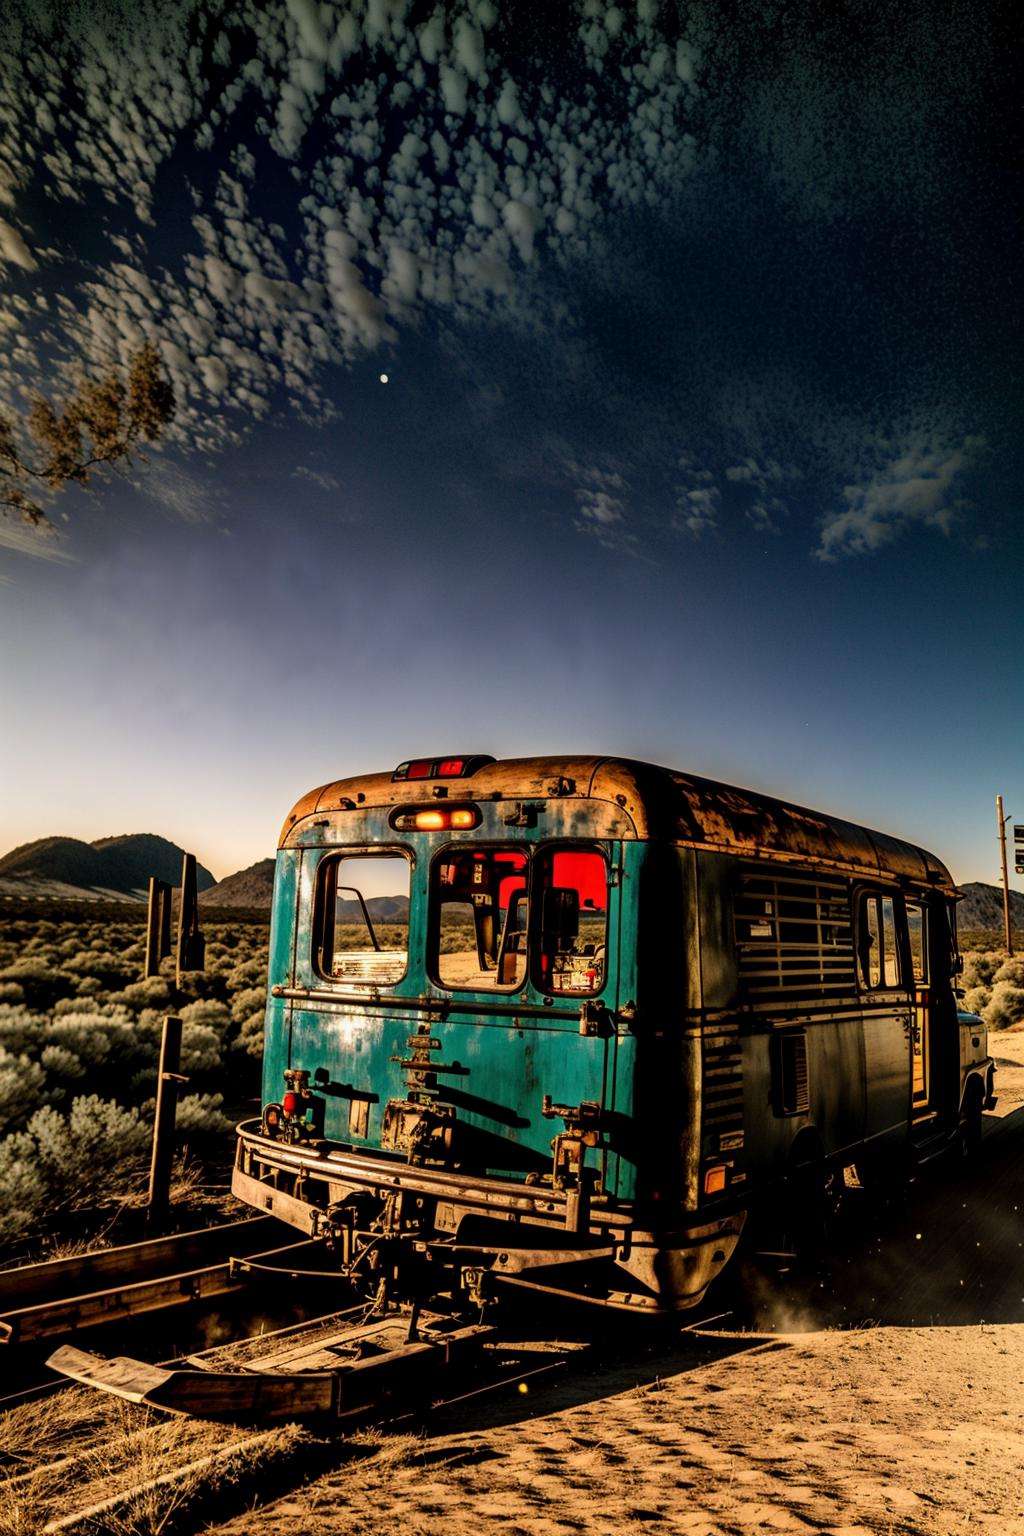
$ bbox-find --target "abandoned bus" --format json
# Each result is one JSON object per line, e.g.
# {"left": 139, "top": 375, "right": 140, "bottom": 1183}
{"left": 233, "top": 754, "right": 995, "bottom": 1313}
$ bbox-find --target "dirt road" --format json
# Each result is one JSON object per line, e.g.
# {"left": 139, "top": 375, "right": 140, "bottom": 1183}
{"left": 208, "top": 1038, "right": 1024, "bottom": 1536}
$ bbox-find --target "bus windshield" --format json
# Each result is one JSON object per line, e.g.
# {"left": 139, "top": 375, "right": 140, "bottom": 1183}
{"left": 431, "top": 845, "right": 609, "bottom": 996}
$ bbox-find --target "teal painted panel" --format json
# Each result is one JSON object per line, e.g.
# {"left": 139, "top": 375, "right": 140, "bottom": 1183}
{"left": 286, "top": 1008, "right": 616, "bottom": 1177}
{"left": 261, "top": 817, "right": 641, "bottom": 1193}
{"left": 261, "top": 848, "right": 300, "bottom": 1108}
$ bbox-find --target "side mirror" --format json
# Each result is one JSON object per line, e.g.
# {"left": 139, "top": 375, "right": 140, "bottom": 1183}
{"left": 541, "top": 887, "right": 579, "bottom": 950}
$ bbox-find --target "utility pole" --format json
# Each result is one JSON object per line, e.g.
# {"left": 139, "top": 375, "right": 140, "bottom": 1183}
{"left": 996, "top": 795, "right": 1014, "bottom": 957}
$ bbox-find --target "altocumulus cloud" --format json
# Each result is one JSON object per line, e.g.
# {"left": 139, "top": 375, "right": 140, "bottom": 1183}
{"left": 816, "top": 431, "right": 985, "bottom": 561}
{"left": 0, "top": 0, "right": 706, "bottom": 460}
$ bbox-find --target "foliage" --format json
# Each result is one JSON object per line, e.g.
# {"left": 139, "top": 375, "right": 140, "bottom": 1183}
{"left": 0, "top": 343, "right": 175, "bottom": 526}
{"left": 0, "top": 908, "right": 268, "bottom": 1252}
{"left": 961, "top": 951, "right": 1024, "bottom": 1031}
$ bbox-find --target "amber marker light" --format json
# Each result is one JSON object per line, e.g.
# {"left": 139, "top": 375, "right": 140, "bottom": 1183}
{"left": 390, "top": 805, "right": 482, "bottom": 832}
{"left": 703, "top": 1166, "right": 728, "bottom": 1196}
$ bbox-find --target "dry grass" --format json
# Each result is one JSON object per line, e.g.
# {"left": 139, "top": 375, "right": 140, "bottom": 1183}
{"left": 0, "top": 1387, "right": 308, "bottom": 1536}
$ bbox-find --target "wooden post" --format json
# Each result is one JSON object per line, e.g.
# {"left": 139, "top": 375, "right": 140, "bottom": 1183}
{"left": 176, "top": 852, "right": 206, "bottom": 986}
{"left": 144, "top": 878, "right": 162, "bottom": 979}
{"left": 147, "top": 1014, "right": 185, "bottom": 1229}
{"left": 143, "top": 879, "right": 173, "bottom": 978}
{"left": 997, "top": 795, "right": 1014, "bottom": 957}
{"left": 159, "top": 880, "right": 172, "bottom": 961}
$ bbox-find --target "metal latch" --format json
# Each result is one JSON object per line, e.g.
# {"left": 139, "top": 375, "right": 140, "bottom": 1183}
{"left": 541, "top": 1097, "right": 604, "bottom": 1235}
{"left": 579, "top": 1000, "right": 615, "bottom": 1037}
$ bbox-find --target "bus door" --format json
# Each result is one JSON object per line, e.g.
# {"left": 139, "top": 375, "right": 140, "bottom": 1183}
{"left": 906, "top": 898, "right": 933, "bottom": 1115}
{"left": 857, "top": 890, "right": 913, "bottom": 1141}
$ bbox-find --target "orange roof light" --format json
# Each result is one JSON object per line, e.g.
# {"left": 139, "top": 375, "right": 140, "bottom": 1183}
{"left": 390, "top": 805, "right": 482, "bottom": 832}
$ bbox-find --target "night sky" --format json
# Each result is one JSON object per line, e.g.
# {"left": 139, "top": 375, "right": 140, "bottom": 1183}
{"left": 0, "top": 0, "right": 1020, "bottom": 883}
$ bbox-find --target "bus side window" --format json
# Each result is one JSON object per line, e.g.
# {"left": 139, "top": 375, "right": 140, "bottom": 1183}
{"left": 857, "top": 893, "right": 902, "bottom": 990}
{"left": 859, "top": 895, "right": 882, "bottom": 987}
{"left": 880, "top": 897, "right": 899, "bottom": 985}
{"left": 906, "top": 902, "right": 928, "bottom": 983}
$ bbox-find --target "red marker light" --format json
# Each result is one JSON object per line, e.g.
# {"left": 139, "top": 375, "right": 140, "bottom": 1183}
{"left": 438, "top": 758, "right": 465, "bottom": 777}
{"left": 282, "top": 1090, "right": 300, "bottom": 1117}
{"left": 407, "top": 760, "right": 432, "bottom": 779}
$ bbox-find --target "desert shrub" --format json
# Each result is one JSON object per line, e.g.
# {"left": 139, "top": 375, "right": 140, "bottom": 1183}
{"left": 0, "top": 910, "right": 269, "bottom": 1252}
{"left": 962, "top": 951, "right": 1002, "bottom": 989}
{"left": 0, "top": 1141, "right": 47, "bottom": 1244}
{"left": 179, "top": 1022, "right": 224, "bottom": 1075}
{"left": 0, "top": 1050, "right": 50, "bottom": 1132}
{"left": 230, "top": 986, "right": 265, "bottom": 1024}
{"left": 178, "top": 998, "right": 231, "bottom": 1030}
{"left": 175, "top": 1092, "right": 233, "bottom": 1139}
{"left": 234, "top": 1011, "right": 266, "bottom": 1059}
{"left": 39, "top": 1044, "right": 86, "bottom": 1082}
{"left": 0, "top": 1095, "right": 150, "bottom": 1245}
{"left": 993, "top": 957, "right": 1024, "bottom": 988}
{"left": 227, "top": 957, "right": 265, "bottom": 991}
{"left": 983, "top": 982, "right": 1024, "bottom": 1031}
{"left": 0, "top": 957, "right": 75, "bottom": 1009}
{"left": 963, "top": 985, "right": 992, "bottom": 1015}
{"left": 109, "top": 975, "right": 175, "bottom": 1013}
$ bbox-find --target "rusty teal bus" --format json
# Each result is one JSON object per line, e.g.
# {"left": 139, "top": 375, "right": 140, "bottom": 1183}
{"left": 232, "top": 754, "right": 994, "bottom": 1313}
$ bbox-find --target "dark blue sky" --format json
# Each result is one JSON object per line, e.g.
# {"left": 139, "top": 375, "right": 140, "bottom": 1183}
{"left": 0, "top": 0, "right": 1020, "bottom": 882}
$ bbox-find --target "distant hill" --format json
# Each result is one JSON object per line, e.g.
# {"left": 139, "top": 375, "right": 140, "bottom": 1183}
{"left": 339, "top": 895, "right": 410, "bottom": 923}
{"left": 0, "top": 835, "right": 215, "bottom": 902}
{"left": 958, "top": 881, "right": 1024, "bottom": 934}
{"left": 200, "top": 859, "right": 276, "bottom": 907}
{"left": 200, "top": 860, "right": 408, "bottom": 922}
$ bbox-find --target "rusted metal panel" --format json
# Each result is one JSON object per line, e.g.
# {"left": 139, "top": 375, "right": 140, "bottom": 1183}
{"left": 278, "top": 754, "right": 954, "bottom": 891}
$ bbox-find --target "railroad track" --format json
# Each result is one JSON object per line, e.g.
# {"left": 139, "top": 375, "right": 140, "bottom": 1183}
{"left": 1, "top": 1250, "right": 741, "bottom": 1536}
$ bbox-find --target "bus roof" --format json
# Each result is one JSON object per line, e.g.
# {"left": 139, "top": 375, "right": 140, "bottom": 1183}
{"left": 281, "top": 755, "right": 954, "bottom": 892}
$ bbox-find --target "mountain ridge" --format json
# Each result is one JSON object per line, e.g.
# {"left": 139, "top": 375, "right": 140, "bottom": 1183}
{"left": 0, "top": 834, "right": 215, "bottom": 901}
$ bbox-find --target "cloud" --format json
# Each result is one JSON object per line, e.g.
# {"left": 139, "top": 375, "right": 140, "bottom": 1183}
{"left": 816, "top": 432, "right": 983, "bottom": 560}
{"left": 138, "top": 458, "right": 223, "bottom": 525}
{"left": 569, "top": 462, "right": 636, "bottom": 550}
{"left": 292, "top": 464, "right": 341, "bottom": 492}
{"left": 0, "top": 1, "right": 708, "bottom": 460}
{"left": 0, "top": 217, "right": 36, "bottom": 271}
{"left": 0, "top": 517, "right": 74, "bottom": 563}
{"left": 673, "top": 453, "right": 720, "bottom": 537}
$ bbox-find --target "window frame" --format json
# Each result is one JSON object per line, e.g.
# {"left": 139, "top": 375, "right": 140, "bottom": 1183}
{"left": 528, "top": 842, "right": 612, "bottom": 999}
{"left": 905, "top": 899, "right": 929, "bottom": 985}
{"left": 854, "top": 886, "right": 908, "bottom": 994}
{"left": 312, "top": 845, "right": 414, "bottom": 989}
{"left": 427, "top": 841, "right": 531, "bottom": 995}
{"left": 426, "top": 839, "right": 613, "bottom": 999}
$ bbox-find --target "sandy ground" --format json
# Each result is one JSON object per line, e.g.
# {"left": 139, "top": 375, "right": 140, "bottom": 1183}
{"left": 207, "top": 1038, "right": 1024, "bottom": 1536}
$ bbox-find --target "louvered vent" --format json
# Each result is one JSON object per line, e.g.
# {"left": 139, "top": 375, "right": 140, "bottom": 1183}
{"left": 734, "top": 873, "right": 855, "bottom": 1003}
{"left": 772, "top": 1030, "right": 810, "bottom": 1116}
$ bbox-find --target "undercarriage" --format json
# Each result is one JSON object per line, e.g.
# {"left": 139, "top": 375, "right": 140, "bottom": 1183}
{"left": 233, "top": 1122, "right": 744, "bottom": 1314}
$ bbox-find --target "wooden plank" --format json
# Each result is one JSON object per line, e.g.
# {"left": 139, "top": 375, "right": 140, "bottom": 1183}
{"left": 48, "top": 1321, "right": 496, "bottom": 1422}
{"left": 1, "top": 1240, "right": 315, "bottom": 1345}
{"left": 0, "top": 1216, "right": 278, "bottom": 1313}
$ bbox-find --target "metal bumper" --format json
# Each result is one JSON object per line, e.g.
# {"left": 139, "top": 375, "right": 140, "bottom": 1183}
{"left": 234, "top": 1122, "right": 743, "bottom": 1313}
